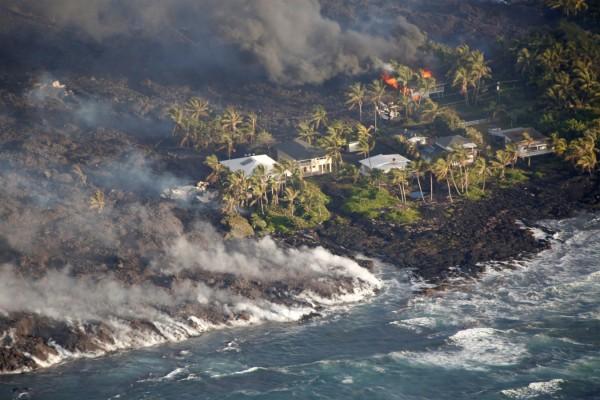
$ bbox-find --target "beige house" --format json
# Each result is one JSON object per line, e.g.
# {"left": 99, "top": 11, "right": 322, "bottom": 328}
{"left": 488, "top": 127, "right": 553, "bottom": 158}
{"left": 275, "top": 139, "right": 332, "bottom": 176}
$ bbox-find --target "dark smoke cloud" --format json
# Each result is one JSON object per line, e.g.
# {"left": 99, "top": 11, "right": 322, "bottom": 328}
{"left": 10, "top": 0, "right": 425, "bottom": 84}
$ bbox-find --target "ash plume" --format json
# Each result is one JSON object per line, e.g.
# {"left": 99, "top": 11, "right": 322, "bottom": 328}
{"left": 5, "top": 0, "right": 426, "bottom": 84}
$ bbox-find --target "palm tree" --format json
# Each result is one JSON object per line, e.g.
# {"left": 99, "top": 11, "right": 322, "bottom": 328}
{"left": 432, "top": 158, "right": 453, "bottom": 203}
{"left": 395, "top": 65, "right": 414, "bottom": 92}
{"left": 474, "top": 157, "right": 491, "bottom": 193}
{"left": 453, "top": 67, "right": 471, "bottom": 106}
{"left": 573, "top": 59, "right": 600, "bottom": 106}
{"left": 284, "top": 187, "right": 299, "bottom": 216}
{"left": 243, "top": 112, "right": 258, "bottom": 144}
{"left": 423, "top": 160, "right": 434, "bottom": 202}
{"left": 345, "top": 83, "right": 366, "bottom": 121}
{"left": 310, "top": 105, "right": 328, "bottom": 131}
{"left": 357, "top": 135, "right": 375, "bottom": 160}
{"left": 204, "top": 154, "right": 225, "bottom": 184}
{"left": 468, "top": 50, "right": 491, "bottom": 104}
{"left": 297, "top": 120, "right": 317, "bottom": 145}
{"left": 547, "top": 72, "right": 574, "bottom": 109}
{"left": 168, "top": 106, "right": 186, "bottom": 137}
{"left": 221, "top": 106, "right": 243, "bottom": 141}
{"left": 185, "top": 97, "right": 210, "bottom": 121}
{"left": 89, "top": 190, "right": 106, "bottom": 212}
{"left": 368, "top": 79, "right": 386, "bottom": 129}
{"left": 493, "top": 150, "right": 513, "bottom": 179}
{"left": 389, "top": 169, "right": 408, "bottom": 203}
{"left": 251, "top": 166, "right": 269, "bottom": 214}
{"left": 546, "top": 0, "right": 589, "bottom": 16}
{"left": 411, "top": 160, "right": 426, "bottom": 202}
{"left": 566, "top": 136, "right": 598, "bottom": 175}
{"left": 355, "top": 122, "right": 374, "bottom": 142}
{"left": 319, "top": 131, "right": 345, "bottom": 171}
{"left": 505, "top": 143, "right": 520, "bottom": 168}
{"left": 516, "top": 48, "right": 534, "bottom": 78}
{"left": 551, "top": 132, "right": 568, "bottom": 156}
{"left": 521, "top": 131, "right": 536, "bottom": 166}
{"left": 219, "top": 129, "right": 236, "bottom": 159}
{"left": 575, "top": 152, "right": 597, "bottom": 175}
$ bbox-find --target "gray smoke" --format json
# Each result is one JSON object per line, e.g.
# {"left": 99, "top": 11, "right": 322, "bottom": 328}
{"left": 9, "top": 0, "right": 425, "bottom": 84}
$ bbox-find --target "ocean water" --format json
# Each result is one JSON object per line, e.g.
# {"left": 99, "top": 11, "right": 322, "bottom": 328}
{"left": 1, "top": 214, "right": 599, "bottom": 400}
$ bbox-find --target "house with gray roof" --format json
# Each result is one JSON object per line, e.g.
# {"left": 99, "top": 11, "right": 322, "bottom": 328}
{"left": 488, "top": 127, "right": 552, "bottom": 158}
{"left": 275, "top": 138, "right": 332, "bottom": 176}
{"left": 434, "top": 135, "right": 478, "bottom": 164}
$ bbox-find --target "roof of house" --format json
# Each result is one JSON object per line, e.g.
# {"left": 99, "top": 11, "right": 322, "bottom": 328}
{"left": 359, "top": 154, "right": 411, "bottom": 170}
{"left": 435, "top": 135, "right": 477, "bottom": 151}
{"left": 489, "top": 127, "right": 548, "bottom": 143}
{"left": 276, "top": 138, "right": 327, "bottom": 160}
{"left": 220, "top": 154, "right": 278, "bottom": 176}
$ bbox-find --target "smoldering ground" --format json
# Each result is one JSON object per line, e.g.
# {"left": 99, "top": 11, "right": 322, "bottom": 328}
{"left": 1, "top": 0, "right": 426, "bottom": 85}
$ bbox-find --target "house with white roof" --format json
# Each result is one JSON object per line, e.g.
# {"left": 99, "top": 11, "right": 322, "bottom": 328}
{"left": 220, "top": 154, "right": 280, "bottom": 177}
{"left": 358, "top": 154, "right": 411, "bottom": 175}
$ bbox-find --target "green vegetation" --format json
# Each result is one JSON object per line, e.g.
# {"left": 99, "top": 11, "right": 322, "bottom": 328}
{"left": 342, "top": 186, "right": 399, "bottom": 219}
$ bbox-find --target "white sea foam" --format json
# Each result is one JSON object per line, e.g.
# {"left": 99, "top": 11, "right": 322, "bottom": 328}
{"left": 501, "top": 379, "right": 564, "bottom": 399}
{"left": 389, "top": 317, "right": 437, "bottom": 332}
{"left": 389, "top": 327, "right": 527, "bottom": 370}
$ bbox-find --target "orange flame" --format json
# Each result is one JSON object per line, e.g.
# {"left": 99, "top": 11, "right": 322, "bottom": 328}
{"left": 381, "top": 72, "right": 399, "bottom": 90}
{"left": 420, "top": 69, "right": 433, "bottom": 79}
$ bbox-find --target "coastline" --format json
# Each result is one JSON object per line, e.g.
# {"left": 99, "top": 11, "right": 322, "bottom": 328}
{"left": 282, "top": 160, "right": 600, "bottom": 285}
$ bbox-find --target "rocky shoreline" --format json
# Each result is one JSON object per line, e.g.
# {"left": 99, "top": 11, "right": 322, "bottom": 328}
{"left": 282, "top": 161, "right": 600, "bottom": 284}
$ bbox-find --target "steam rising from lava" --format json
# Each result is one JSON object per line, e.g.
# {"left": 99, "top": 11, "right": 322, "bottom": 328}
{"left": 6, "top": 0, "right": 426, "bottom": 85}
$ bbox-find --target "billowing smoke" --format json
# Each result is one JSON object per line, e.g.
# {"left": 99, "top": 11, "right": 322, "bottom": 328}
{"left": 165, "top": 227, "right": 380, "bottom": 286}
{"left": 7, "top": 0, "right": 425, "bottom": 84}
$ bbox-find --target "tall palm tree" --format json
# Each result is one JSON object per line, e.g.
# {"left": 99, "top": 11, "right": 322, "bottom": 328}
{"left": 516, "top": 48, "right": 534, "bottom": 78}
{"left": 474, "top": 157, "right": 491, "bottom": 193}
{"left": 310, "top": 105, "right": 328, "bottom": 131}
{"left": 168, "top": 106, "right": 186, "bottom": 137}
{"left": 185, "top": 97, "right": 210, "bottom": 121}
{"left": 505, "top": 143, "right": 520, "bottom": 168}
{"left": 411, "top": 160, "right": 426, "bottom": 202}
{"left": 493, "top": 150, "right": 513, "bottom": 179}
{"left": 221, "top": 106, "right": 243, "bottom": 141}
{"left": 453, "top": 67, "right": 471, "bottom": 105}
{"left": 389, "top": 169, "right": 408, "bottom": 203}
{"left": 357, "top": 135, "right": 375, "bottom": 160}
{"left": 551, "top": 132, "right": 568, "bottom": 156}
{"left": 368, "top": 79, "right": 386, "bottom": 129}
{"left": 432, "top": 158, "right": 453, "bottom": 203}
{"left": 297, "top": 120, "right": 317, "bottom": 145}
{"left": 319, "top": 131, "right": 345, "bottom": 171}
{"left": 204, "top": 154, "right": 224, "bottom": 184}
{"left": 355, "top": 122, "right": 374, "bottom": 141}
{"left": 243, "top": 112, "right": 258, "bottom": 144}
{"left": 468, "top": 50, "right": 491, "bottom": 104}
{"left": 284, "top": 187, "right": 299, "bottom": 216}
{"left": 89, "top": 190, "right": 106, "bottom": 212}
{"left": 395, "top": 65, "right": 414, "bottom": 92}
{"left": 521, "top": 131, "right": 536, "bottom": 166}
{"left": 345, "top": 83, "right": 366, "bottom": 121}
